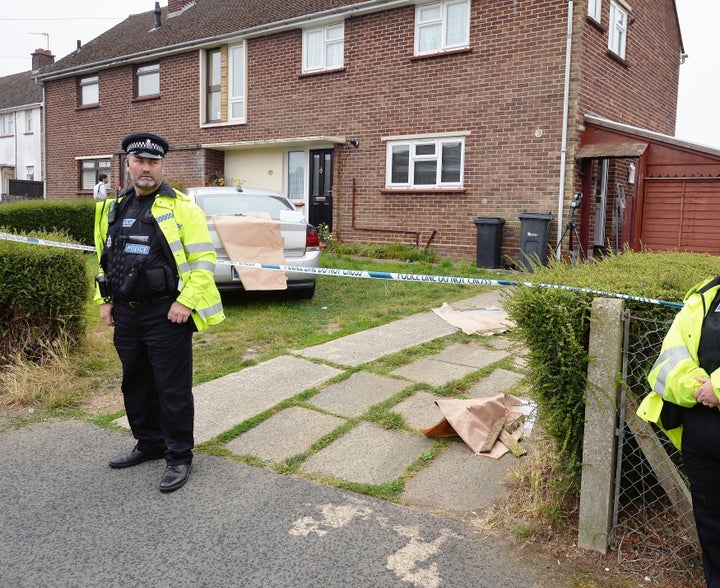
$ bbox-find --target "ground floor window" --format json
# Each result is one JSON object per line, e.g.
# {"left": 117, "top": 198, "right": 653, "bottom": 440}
{"left": 287, "top": 151, "right": 305, "bottom": 200}
{"left": 80, "top": 159, "right": 111, "bottom": 191}
{"left": 385, "top": 136, "right": 464, "bottom": 189}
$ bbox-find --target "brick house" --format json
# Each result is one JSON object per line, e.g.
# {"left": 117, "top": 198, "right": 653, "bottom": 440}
{"left": 0, "top": 49, "right": 53, "bottom": 200}
{"left": 34, "top": 0, "right": 691, "bottom": 263}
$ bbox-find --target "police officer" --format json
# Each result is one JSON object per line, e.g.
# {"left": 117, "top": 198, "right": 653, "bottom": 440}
{"left": 639, "top": 276, "right": 720, "bottom": 587}
{"left": 94, "top": 132, "right": 224, "bottom": 493}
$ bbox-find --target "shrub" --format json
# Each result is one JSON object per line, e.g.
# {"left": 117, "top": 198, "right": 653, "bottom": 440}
{"left": 0, "top": 232, "right": 90, "bottom": 366}
{"left": 0, "top": 199, "right": 96, "bottom": 246}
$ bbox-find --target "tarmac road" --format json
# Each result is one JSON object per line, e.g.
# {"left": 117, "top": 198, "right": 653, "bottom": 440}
{"left": 0, "top": 419, "right": 564, "bottom": 588}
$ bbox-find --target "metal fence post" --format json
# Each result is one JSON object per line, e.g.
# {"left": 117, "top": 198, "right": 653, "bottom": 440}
{"left": 578, "top": 297, "right": 625, "bottom": 553}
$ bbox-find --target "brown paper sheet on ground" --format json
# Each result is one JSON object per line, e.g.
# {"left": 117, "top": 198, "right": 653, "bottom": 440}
{"left": 420, "top": 394, "right": 524, "bottom": 459}
{"left": 432, "top": 303, "right": 513, "bottom": 335}
{"left": 212, "top": 215, "right": 287, "bottom": 290}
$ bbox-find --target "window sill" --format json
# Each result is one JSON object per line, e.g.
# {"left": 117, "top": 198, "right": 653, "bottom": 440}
{"left": 299, "top": 67, "right": 347, "bottom": 79}
{"left": 132, "top": 94, "right": 161, "bottom": 103}
{"left": 76, "top": 104, "right": 99, "bottom": 111}
{"left": 381, "top": 188, "right": 466, "bottom": 195}
{"left": 606, "top": 50, "right": 629, "bottom": 68}
{"left": 410, "top": 47, "right": 472, "bottom": 62}
{"left": 587, "top": 16, "right": 606, "bottom": 33}
{"left": 200, "top": 120, "right": 247, "bottom": 129}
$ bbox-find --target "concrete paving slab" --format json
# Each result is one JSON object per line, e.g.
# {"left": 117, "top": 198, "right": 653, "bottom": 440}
{"left": 309, "top": 371, "right": 409, "bottom": 418}
{"left": 403, "top": 441, "right": 516, "bottom": 515}
{"left": 301, "top": 422, "right": 434, "bottom": 485}
{"left": 390, "top": 357, "right": 476, "bottom": 387}
{"left": 431, "top": 343, "right": 509, "bottom": 368}
{"left": 114, "top": 355, "right": 342, "bottom": 443}
{"left": 468, "top": 368, "right": 524, "bottom": 398}
{"left": 392, "top": 391, "right": 442, "bottom": 431}
{"left": 295, "top": 312, "right": 456, "bottom": 367}
{"left": 225, "top": 406, "right": 346, "bottom": 462}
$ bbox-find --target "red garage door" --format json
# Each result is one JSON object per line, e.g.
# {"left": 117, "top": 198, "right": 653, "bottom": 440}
{"left": 641, "top": 180, "right": 720, "bottom": 253}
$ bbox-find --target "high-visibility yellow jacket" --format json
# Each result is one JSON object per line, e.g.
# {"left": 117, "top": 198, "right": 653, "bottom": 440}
{"left": 94, "top": 182, "right": 225, "bottom": 331}
{"left": 638, "top": 276, "right": 720, "bottom": 449}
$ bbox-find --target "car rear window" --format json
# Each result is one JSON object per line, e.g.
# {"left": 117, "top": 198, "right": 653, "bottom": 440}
{"left": 196, "top": 194, "right": 294, "bottom": 220}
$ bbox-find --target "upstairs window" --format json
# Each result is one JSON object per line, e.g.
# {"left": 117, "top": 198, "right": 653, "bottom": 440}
{"left": 136, "top": 62, "right": 160, "bottom": 97}
{"left": 588, "top": 0, "right": 602, "bottom": 22}
{"left": 0, "top": 113, "right": 14, "bottom": 136}
{"left": 608, "top": 0, "right": 628, "bottom": 59}
{"left": 386, "top": 137, "right": 464, "bottom": 189}
{"left": 204, "top": 44, "right": 246, "bottom": 124}
{"left": 206, "top": 49, "right": 222, "bottom": 123}
{"left": 25, "top": 110, "right": 33, "bottom": 133}
{"left": 228, "top": 44, "right": 246, "bottom": 122}
{"left": 302, "top": 23, "right": 344, "bottom": 73}
{"left": 79, "top": 75, "right": 99, "bottom": 106}
{"left": 415, "top": 0, "right": 470, "bottom": 56}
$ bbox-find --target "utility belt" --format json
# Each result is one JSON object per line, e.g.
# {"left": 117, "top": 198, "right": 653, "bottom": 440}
{"left": 116, "top": 295, "right": 175, "bottom": 309}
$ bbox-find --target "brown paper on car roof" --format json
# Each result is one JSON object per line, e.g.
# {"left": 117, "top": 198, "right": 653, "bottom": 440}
{"left": 212, "top": 214, "right": 288, "bottom": 291}
{"left": 420, "top": 394, "right": 524, "bottom": 460}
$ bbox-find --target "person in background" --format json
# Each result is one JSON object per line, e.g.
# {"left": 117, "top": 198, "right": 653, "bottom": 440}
{"left": 638, "top": 275, "right": 720, "bottom": 588}
{"left": 93, "top": 132, "right": 224, "bottom": 493}
{"left": 93, "top": 173, "right": 109, "bottom": 200}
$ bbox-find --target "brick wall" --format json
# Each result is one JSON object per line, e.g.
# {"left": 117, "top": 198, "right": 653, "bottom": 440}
{"left": 42, "top": 0, "right": 682, "bottom": 262}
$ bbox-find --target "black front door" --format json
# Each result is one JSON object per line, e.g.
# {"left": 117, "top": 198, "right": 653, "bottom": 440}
{"left": 308, "top": 149, "right": 333, "bottom": 231}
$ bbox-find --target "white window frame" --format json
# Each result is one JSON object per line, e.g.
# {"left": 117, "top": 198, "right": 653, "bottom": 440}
{"left": 302, "top": 23, "right": 345, "bottom": 73}
{"left": 385, "top": 136, "right": 465, "bottom": 189}
{"left": 25, "top": 110, "right": 33, "bottom": 133}
{"left": 414, "top": 0, "right": 470, "bottom": 56}
{"left": 608, "top": 0, "right": 628, "bottom": 59}
{"left": 136, "top": 62, "right": 160, "bottom": 97}
{"left": 26, "top": 166, "right": 35, "bottom": 181}
{"left": 588, "top": 0, "right": 602, "bottom": 22}
{"left": 228, "top": 43, "right": 247, "bottom": 122}
{"left": 0, "top": 113, "right": 14, "bottom": 136}
{"left": 79, "top": 75, "right": 99, "bottom": 106}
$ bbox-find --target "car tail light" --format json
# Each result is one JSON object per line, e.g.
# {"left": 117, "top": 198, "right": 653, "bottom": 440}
{"left": 306, "top": 225, "right": 320, "bottom": 250}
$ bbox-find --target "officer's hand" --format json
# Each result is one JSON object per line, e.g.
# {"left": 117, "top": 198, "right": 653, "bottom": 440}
{"left": 168, "top": 301, "right": 192, "bottom": 323}
{"left": 100, "top": 303, "right": 115, "bottom": 327}
{"left": 695, "top": 376, "right": 719, "bottom": 408}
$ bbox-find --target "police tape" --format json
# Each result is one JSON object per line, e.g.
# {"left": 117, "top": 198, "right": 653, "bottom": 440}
{"left": 0, "top": 231, "right": 683, "bottom": 308}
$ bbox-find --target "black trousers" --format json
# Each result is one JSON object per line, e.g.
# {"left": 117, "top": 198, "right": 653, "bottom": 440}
{"left": 113, "top": 299, "right": 195, "bottom": 465}
{"left": 683, "top": 405, "right": 720, "bottom": 588}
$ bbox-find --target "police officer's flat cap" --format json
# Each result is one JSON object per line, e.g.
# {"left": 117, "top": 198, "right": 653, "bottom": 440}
{"left": 122, "top": 132, "right": 169, "bottom": 159}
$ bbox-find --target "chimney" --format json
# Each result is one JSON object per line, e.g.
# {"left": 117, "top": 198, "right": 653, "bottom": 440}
{"left": 154, "top": 2, "right": 162, "bottom": 29}
{"left": 31, "top": 48, "right": 55, "bottom": 71}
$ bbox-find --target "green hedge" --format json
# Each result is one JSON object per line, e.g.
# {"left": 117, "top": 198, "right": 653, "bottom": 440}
{"left": 503, "top": 250, "right": 720, "bottom": 490}
{"left": 0, "top": 233, "right": 90, "bottom": 365}
{"left": 0, "top": 199, "right": 96, "bottom": 246}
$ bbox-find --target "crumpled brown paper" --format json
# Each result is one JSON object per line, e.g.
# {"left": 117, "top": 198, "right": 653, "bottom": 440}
{"left": 212, "top": 214, "right": 287, "bottom": 290}
{"left": 420, "top": 394, "right": 524, "bottom": 459}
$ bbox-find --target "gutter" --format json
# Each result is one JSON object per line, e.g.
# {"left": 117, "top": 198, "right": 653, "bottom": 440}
{"left": 35, "top": 0, "right": 413, "bottom": 83}
{"left": 556, "top": 0, "right": 574, "bottom": 255}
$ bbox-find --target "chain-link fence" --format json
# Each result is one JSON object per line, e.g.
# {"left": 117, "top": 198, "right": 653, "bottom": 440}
{"left": 611, "top": 310, "right": 703, "bottom": 578}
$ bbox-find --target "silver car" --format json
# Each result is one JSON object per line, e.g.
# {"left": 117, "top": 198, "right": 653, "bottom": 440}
{"left": 185, "top": 186, "right": 320, "bottom": 299}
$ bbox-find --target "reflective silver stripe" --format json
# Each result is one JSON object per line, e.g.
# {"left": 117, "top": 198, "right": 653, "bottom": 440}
{"left": 168, "top": 239, "right": 183, "bottom": 254}
{"left": 185, "top": 241, "right": 214, "bottom": 254}
{"left": 190, "top": 260, "right": 215, "bottom": 272}
{"left": 197, "top": 301, "right": 224, "bottom": 319}
{"left": 177, "top": 262, "right": 191, "bottom": 274}
{"left": 652, "top": 346, "right": 692, "bottom": 397}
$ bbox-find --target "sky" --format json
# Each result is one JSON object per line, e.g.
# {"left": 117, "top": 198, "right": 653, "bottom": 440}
{"left": 0, "top": 0, "right": 717, "bottom": 149}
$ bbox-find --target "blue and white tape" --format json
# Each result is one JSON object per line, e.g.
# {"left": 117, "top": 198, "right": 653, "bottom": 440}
{"left": 0, "top": 231, "right": 683, "bottom": 308}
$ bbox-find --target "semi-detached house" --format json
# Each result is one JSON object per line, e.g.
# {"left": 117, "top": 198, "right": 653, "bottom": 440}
{"left": 35, "top": 0, "right": 717, "bottom": 263}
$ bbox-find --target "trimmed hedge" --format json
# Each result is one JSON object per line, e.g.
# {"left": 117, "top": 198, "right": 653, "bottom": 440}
{"left": 0, "top": 233, "right": 90, "bottom": 365}
{"left": 503, "top": 250, "right": 720, "bottom": 489}
{"left": 0, "top": 199, "right": 96, "bottom": 246}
